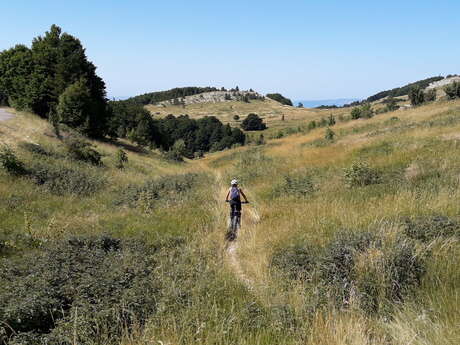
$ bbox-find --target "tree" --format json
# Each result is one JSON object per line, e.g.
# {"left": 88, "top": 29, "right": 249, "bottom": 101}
{"left": 233, "top": 115, "right": 240, "bottom": 121}
{"left": 241, "top": 113, "right": 267, "bottom": 131}
{"left": 408, "top": 86, "right": 425, "bottom": 106}
{"left": 266, "top": 93, "right": 293, "bottom": 106}
{"left": 0, "top": 25, "right": 109, "bottom": 135}
{"left": 57, "top": 78, "right": 94, "bottom": 135}
{"left": 297, "top": 102, "right": 303, "bottom": 108}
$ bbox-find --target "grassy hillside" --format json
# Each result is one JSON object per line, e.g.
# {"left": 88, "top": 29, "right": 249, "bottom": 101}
{"left": 1, "top": 98, "right": 460, "bottom": 344}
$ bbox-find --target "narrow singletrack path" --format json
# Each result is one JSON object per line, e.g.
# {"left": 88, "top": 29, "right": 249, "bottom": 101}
{"left": 210, "top": 169, "right": 261, "bottom": 290}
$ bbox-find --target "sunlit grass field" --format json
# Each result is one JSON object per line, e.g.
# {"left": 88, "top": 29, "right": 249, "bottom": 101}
{"left": 1, "top": 99, "right": 460, "bottom": 344}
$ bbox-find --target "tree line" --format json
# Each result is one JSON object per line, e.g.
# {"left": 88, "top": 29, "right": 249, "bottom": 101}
{"left": 0, "top": 25, "right": 245, "bottom": 156}
{"left": 266, "top": 93, "right": 293, "bottom": 106}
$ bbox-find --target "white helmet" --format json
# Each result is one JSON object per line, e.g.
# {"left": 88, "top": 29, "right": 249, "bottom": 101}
{"left": 231, "top": 179, "right": 238, "bottom": 186}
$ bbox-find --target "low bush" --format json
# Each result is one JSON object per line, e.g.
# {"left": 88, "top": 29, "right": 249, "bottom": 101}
{"left": 0, "top": 236, "right": 164, "bottom": 345}
{"left": 29, "top": 161, "right": 105, "bottom": 196}
{"left": 271, "top": 244, "right": 315, "bottom": 280}
{"left": 64, "top": 137, "right": 102, "bottom": 166}
{"left": 401, "top": 215, "right": 460, "bottom": 242}
{"left": 272, "top": 230, "right": 426, "bottom": 314}
{"left": 319, "top": 231, "right": 425, "bottom": 313}
{"left": 0, "top": 145, "right": 27, "bottom": 176}
{"left": 273, "top": 173, "right": 315, "bottom": 198}
{"left": 119, "top": 173, "right": 204, "bottom": 209}
{"left": 343, "top": 162, "right": 381, "bottom": 187}
{"left": 18, "top": 142, "right": 50, "bottom": 156}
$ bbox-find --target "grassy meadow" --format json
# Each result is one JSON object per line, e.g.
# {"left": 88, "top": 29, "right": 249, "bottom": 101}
{"left": 1, "top": 98, "right": 460, "bottom": 344}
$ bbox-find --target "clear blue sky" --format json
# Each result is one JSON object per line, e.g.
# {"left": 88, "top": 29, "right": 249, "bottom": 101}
{"left": 1, "top": 0, "right": 459, "bottom": 100}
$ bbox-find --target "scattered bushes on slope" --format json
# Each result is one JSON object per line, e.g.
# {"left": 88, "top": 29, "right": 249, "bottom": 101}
{"left": 18, "top": 142, "right": 51, "bottom": 156}
{"left": 29, "top": 161, "right": 105, "bottom": 196}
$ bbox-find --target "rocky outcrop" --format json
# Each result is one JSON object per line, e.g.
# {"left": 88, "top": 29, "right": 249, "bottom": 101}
{"left": 156, "top": 91, "right": 264, "bottom": 106}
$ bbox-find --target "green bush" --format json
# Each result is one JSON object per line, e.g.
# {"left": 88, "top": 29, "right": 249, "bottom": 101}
{"left": 325, "top": 128, "right": 335, "bottom": 141}
{"left": 64, "top": 137, "right": 102, "bottom": 166}
{"left": 29, "top": 162, "right": 105, "bottom": 196}
{"left": 241, "top": 113, "right": 267, "bottom": 131}
{"left": 0, "top": 236, "right": 164, "bottom": 344}
{"left": 401, "top": 215, "right": 460, "bottom": 242}
{"left": 271, "top": 244, "right": 315, "bottom": 280}
{"left": 444, "top": 81, "right": 460, "bottom": 99}
{"left": 408, "top": 86, "right": 425, "bottom": 106}
{"left": 18, "top": 142, "right": 50, "bottom": 156}
{"left": 0, "top": 145, "right": 27, "bottom": 176}
{"left": 273, "top": 174, "right": 315, "bottom": 197}
{"left": 119, "top": 173, "right": 203, "bottom": 209}
{"left": 319, "top": 231, "right": 425, "bottom": 313}
{"left": 115, "top": 149, "right": 128, "bottom": 169}
{"left": 351, "top": 104, "right": 373, "bottom": 119}
{"left": 343, "top": 162, "right": 381, "bottom": 187}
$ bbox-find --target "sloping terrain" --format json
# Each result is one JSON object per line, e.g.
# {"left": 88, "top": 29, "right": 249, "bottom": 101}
{"left": 1, "top": 98, "right": 460, "bottom": 345}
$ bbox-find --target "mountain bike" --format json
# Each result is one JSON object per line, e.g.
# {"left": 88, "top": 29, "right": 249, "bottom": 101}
{"left": 225, "top": 201, "right": 249, "bottom": 241}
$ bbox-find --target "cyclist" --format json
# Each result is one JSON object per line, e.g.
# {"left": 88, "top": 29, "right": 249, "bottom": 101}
{"left": 225, "top": 179, "right": 249, "bottom": 222}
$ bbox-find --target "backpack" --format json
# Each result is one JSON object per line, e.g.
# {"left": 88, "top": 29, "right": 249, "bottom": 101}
{"left": 230, "top": 186, "right": 240, "bottom": 201}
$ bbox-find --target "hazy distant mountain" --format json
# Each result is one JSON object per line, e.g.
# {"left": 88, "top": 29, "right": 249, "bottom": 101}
{"left": 294, "top": 98, "right": 360, "bottom": 108}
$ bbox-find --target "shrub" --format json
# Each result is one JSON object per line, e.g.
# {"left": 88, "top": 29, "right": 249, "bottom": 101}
{"left": 233, "top": 114, "right": 240, "bottom": 121}
{"left": 0, "top": 236, "right": 163, "bottom": 344}
{"left": 115, "top": 149, "right": 128, "bottom": 169}
{"left": 18, "top": 142, "right": 50, "bottom": 156}
{"left": 343, "top": 162, "right": 381, "bottom": 187}
{"left": 408, "top": 86, "right": 425, "bottom": 106}
{"left": 274, "top": 173, "right": 315, "bottom": 198}
{"left": 327, "top": 114, "right": 336, "bottom": 126}
{"left": 351, "top": 104, "right": 374, "bottom": 119}
{"left": 0, "top": 145, "right": 27, "bottom": 176}
{"left": 444, "top": 81, "right": 460, "bottom": 99}
{"left": 319, "top": 231, "right": 425, "bottom": 313}
{"left": 307, "top": 120, "right": 317, "bottom": 130}
{"left": 241, "top": 113, "right": 267, "bottom": 131}
{"left": 29, "top": 162, "right": 105, "bottom": 196}
{"left": 271, "top": 244, "right": 315, "bottom": 280}
{"left": 119, "top": 173, "right": 203, "bottom": 209}
{"left": 64, "top": 138, "right": 102, "bottom": 166}
{"left": 325, "top": 128, "right": 335, "bottom": 141}
{"left": 401, "top": 215, "right": 460, "bottom": 242}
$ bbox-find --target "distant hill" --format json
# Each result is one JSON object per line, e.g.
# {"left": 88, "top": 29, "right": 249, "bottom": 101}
{"left": 296, "top": 98, "right": 360, "bottom": 108}
{"left": 366, "top": 76, "right": 444, "bottom": 102}
{"left": 126, "top": 86, "right": 221, "bottom": 105}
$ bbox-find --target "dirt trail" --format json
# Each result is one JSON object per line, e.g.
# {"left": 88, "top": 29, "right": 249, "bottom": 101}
{"left": 211, "top": 169, "right": 260, "bottom": 289}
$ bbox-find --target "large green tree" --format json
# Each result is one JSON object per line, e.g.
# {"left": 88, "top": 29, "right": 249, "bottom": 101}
{"left": 0, "top": 25, "right": 109, "bottom": 136}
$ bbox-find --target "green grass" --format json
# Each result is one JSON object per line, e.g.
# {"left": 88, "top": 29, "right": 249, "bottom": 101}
{"left": 1, "top": 100, "right": 460, "bottom": 344}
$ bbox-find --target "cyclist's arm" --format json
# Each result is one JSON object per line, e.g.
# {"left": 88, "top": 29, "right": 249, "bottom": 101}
{"left": 225, "top": 189, "right": 230, "bottom": 202}
{"left": 239, "top": 189, "right": 249, "bottom": 202}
